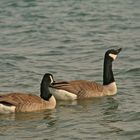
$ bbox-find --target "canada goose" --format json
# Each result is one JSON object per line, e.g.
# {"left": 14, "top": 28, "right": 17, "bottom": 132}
{"left": 0, "top": 73, "right": 56, "bottom": 113}
{"left": 48, "top": 48, "right": 122, "bottom": 100}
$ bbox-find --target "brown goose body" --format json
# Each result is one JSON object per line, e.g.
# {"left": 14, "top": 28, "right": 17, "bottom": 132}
{"left": 49, "top": 80, "right": 117, "bottom": 100}
{"left": 0, "top": 73, "right": 56, "bottom": 113}
{"left": 49, "top": 48, "right": 122, "bottom": 100}
{"left": 0, "top": 93, "right": 56, "bottom": 113}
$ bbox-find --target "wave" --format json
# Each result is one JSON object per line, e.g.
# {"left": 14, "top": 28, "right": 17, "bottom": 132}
{"left": 126, "top": 68, "right": 140, "bottom": 75}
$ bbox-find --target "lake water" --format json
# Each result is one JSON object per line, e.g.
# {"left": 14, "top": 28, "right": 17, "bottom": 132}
{"left": 0, "top": 0, "right": 140, "bottom": 139}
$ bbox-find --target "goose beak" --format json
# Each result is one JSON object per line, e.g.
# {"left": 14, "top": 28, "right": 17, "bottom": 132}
{"left": 116, "top": 48, "right": 122, "bottom": 54}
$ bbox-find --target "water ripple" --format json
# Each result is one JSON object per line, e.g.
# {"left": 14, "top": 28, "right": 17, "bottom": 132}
{"left": 0, "top": 0, "right": 140, "bottom": 139}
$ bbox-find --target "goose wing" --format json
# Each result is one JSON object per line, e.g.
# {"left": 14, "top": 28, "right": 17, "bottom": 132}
{"left": 0, "top": 93, "right": 47, "bottom": 112}
{"left": 51, "top": 80, "right": 103, "bottom": 98}
{"left": 0, "top": 93, "right": 20, "bottom": 106}
{"left": 0, "top": 93, "right": 42, "bottom": 105}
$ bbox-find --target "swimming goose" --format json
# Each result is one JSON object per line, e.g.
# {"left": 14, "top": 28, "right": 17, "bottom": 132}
{"left": 0, "top": 73, "right": 56, "bottom": 113}
{"left": 48, "top": 48, "right": 122, "bottom": 100}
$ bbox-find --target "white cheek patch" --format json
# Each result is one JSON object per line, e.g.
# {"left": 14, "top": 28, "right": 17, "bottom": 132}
{"left": 109, "top": 53, "right": 117, "bottom": 60}
{"left": 49, "top": 76, "right": 54, "bottom": 83}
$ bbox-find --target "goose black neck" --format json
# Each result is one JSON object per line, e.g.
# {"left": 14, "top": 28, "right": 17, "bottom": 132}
{"left": 40, "top": 80, "right": 52, "bottom": 101}
{"left": 103, "top": 57, "right": 115, "bottom": 85}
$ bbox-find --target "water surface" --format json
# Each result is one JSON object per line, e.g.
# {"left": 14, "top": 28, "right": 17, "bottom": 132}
{"left": 0, "top": 0, "right": 140, "bottom": 140}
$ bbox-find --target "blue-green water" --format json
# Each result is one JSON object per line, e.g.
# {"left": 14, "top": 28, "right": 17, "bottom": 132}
{"left": 0, "top": 0, "right": 140, "bottom": 140}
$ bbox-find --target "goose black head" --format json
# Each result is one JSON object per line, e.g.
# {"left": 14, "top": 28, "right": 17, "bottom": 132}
{"left": 40, "top": 73, "right": 55, "bottom": 100}
{"left": 105, "top": 48, "right": 122, "bottom": 61}
{"left": 42, "top": 73, "right": 55, "bottom": 85}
